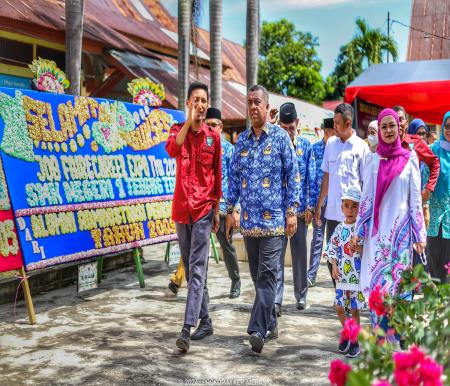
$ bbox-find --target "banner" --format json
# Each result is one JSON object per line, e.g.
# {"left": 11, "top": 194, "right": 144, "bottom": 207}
{"left": 356, "top": 98, "right": 383, "bottom": 137}
{"left": 0, "top": 87, "right": 183, "bottom": 271}
{"left": 0, "top": 158, "right": 23, "bottom": 272}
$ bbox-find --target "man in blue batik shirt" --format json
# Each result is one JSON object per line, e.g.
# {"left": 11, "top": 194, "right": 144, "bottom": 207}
{"left": 205, "top": 107, "right": 241, "bottom": 299}
{"left": 305, "top": 118, "right": 336, "bottom": 287}
{"left": 226, "top": 85, "right": 300, "bottom": 354}
{"left": 275, "top": 103, "right": 312, "bottom": 315}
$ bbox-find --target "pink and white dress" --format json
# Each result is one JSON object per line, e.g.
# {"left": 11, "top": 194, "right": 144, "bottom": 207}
{"left": 355, "top": 151, "right": 427, "bottom": 298}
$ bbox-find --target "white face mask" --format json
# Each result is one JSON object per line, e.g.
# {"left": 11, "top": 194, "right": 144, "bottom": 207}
{"left": 368, "top": 134, "right": 378, "bottom": 146}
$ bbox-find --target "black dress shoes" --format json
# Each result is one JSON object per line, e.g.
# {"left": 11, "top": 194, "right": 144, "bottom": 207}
{"left": 249, "top": 332, "right": 265, "bottom": 353}
{"left": 275, "top": 303, "right": 282, "bottom": 317}
{"left": 168, "top": 281, "right": 179, "bottom": 295}
{"left": 229, "top": 279, "right": 241, "bottom": 299}
{"left": 297, "top": 299, "right": 306, "bottom": 310}
{"left": 176, "top": 327, "right": 190, "bottom": 352}
{"left": 190, "top": 318, "right": 213, "bottom": 340}
{"left": 265, "top": 326, "right": 279, "bottom": 342}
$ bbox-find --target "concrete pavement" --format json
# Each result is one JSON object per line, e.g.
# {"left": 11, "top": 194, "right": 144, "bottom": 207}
{"left": 0, "top": 243, "right": 368, "bottom": 386}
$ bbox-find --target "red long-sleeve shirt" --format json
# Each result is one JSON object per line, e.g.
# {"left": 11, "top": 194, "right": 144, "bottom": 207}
{"left": 402, "top": 134, "right": 440, "bottom": 192}
{"left": 165, "top": 122, "right": 222, "bottom": 224}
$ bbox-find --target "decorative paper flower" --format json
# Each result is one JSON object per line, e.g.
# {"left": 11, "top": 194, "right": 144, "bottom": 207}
{"left": 91, "top": 121, "right": 125, "bottom": 154}
{"left": 0, "top": 91, "right": 35, "bottom": 162}
{"left": 369, "top": 284, "right": 387, "bottom": 316}
{"left": 393, "top": 346, "right": 443, "bottom": 386}
{"left": 340, "top": 318, "right": 360, "bottom": 344}
{"left": 29, "top": 58, "right": 69, "bottom": 94}
{"left": 328, "top": 359, "right": 352, "bottom": 386}
{"left": 127, "top": 78, "right": 165, "bottom": 107}
{"left": 115, "top": 102, "right": 135, "bottom": 133}
{"left": 0, "top": 158, "right": 11, "bottom": 211}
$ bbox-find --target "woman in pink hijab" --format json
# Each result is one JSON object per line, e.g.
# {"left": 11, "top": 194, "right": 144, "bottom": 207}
{"left": 353, "top": 108, "right": 426, "bottom": 333}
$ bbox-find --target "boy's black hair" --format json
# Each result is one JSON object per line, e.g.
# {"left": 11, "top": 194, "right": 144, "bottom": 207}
{"left": 187, "top": 81, "right": 209, "bottom": 100}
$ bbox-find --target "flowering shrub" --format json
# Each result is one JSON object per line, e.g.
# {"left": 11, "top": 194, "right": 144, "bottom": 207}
{"left": 328, "top": 264, "right": 449, "bottom": 385}
{"left": 341, "top": 318, "right": 361, "bottom": 344}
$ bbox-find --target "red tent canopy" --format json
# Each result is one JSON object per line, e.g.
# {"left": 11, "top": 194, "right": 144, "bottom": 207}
{"left": 345, "top": 59, "right": 450, "bottom": 125}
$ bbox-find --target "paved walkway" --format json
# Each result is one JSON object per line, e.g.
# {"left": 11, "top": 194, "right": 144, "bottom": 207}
{"left": 0, "top": 243, "right": 368, "bottom": 386}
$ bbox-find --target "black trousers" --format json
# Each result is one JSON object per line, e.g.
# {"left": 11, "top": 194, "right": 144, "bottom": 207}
{"left": 428, "top": 224, "right": 450, "bottom": 284}
{"left": 244, "top": 236, "right": 283, "bottom": 337}
{"left": 215, "top": 216, "right": 240, "bottom": 282}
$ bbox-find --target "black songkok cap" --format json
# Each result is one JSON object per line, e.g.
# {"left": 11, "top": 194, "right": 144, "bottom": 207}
{"left": 279, "top": 102, "right": 297, "bottom": 124}
{"left": 323, "top": 117, "right": 334, "bottom": 129}
{"left": 206, "top": 107, "right": 222, "bottom": 121}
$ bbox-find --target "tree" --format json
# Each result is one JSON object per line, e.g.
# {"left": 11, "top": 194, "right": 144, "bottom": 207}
{"left": 325, "top": 42, "right": 363, "bottom": 100}
{"left": 209, "top": 0, "right": 222, "bottom": 110}
{"left": 352, "top": 17, "right": 398, "bottom": 66}
{"left": 326, "top": 18, "right": 398, "bottom": 99}
{"left": 246, "top": 0, "right": 259, "bottom": 90}
{"left": 178, "top": 0, "right": 191, "bottom": 110}
{"left": 65, "top": 0, "right": 84, "bottom": 96}
{"left": 258, "top": 19, "right": 325, "bottom": 103}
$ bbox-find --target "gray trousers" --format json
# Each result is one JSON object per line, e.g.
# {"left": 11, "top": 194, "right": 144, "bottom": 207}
{"left": 175, "top": 209, "right": 213, "bottom": 327}
{"left": 215, "top": 216, "right": 240, "bottom": 282}
{"left": 244, "top": 236, "right": 283, "bottom": 336}
{"left": 275, "top": 218, "right": 308, "bottom": 305}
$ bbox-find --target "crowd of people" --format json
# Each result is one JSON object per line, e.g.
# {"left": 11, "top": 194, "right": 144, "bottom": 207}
{"left": 165, "top": 81, "right": 449, "bottom": 356}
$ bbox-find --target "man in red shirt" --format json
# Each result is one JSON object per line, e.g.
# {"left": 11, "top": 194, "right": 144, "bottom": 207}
{"left": 166, "top": 82, "right": 222, "bottom": 352}
{"left": 393, "top": 106, "right": 440, "bottom": 228}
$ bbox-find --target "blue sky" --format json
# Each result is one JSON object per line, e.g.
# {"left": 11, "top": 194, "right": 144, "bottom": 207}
{"left": 163, "top": 0, "right": 412, "bottom": 77}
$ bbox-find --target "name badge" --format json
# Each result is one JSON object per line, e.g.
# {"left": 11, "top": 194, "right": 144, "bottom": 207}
{"left": 206, "top": 136, "right": 214, "bottom": 146}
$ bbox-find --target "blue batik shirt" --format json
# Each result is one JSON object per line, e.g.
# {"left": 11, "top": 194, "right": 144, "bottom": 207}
{"left": 308, "top": 139, "right": 325, "bottom": 209}
{"left": 293, "top": 135, "right": 313, "bottom": 214}
{"left": 220, "top": 135, "right": 234, "bottom": 215}
{"left": 227, "top": 123, "right": 300, "bottom": 237}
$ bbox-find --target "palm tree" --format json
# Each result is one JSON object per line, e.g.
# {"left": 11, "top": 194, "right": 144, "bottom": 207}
{"left": 178, "top": 0, "right": 191, "bottom": 111}
{"left": 209, "top": 0, "right": 222, "bottom": 110}
{"left": 65, "top": 0, "right": 85, "bottom": 95}
{"left": 351, "top": 18, "right": 398, "bottom": 66}
{"left": 246, "top": 0, "right": 259, "bottom": 90}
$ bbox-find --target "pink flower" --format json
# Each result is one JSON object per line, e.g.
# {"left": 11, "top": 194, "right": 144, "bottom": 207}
{"left": 328, "top": 359, "right": 352, "bottom": 386}
{"left": 369, "top": 285, "right": 386, "bottom": 316}
{"left": 393, "top": 346, "right": 443, "bottom": 386}
{"left": 445, "top": 263, "right": 450, "bottom": 275}
{"left": 340, "top": 318, "right": 360, "bottom": 344}
{"left": 372, "top": 381, "right": 392, "bottom": 386}
{"left": 419, "top": 357, "right": 444, "bottom": 386}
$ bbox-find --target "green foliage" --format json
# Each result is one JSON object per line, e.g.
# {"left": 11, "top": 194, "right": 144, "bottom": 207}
{"left": 258, "top": 19, "right": 326, "bottom": 104}
{"left": 326, "top": 18, "right": 398, "bottom": 99}
{"left": 346, "top": 265, "right": 449, "bottom": 384}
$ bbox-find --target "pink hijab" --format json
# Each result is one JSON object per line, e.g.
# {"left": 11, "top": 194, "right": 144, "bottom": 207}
{"left": 372, "top": 109, "right": 411, "bottom": 236}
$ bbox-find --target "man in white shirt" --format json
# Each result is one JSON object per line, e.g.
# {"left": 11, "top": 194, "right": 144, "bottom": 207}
{"left": 314, "top": 103, "right": 368, "bottom": 286}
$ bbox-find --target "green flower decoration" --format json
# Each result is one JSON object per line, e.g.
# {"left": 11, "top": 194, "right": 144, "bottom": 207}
{"left": 91, "top": 121, "right": 126, "bottom": 154}
{"left": 0, "top": 158, "right": 10, "bottom": 211}
{"left": 115, "top": 102, "right": 135, "bottom": 133}
{"left": 0, "top": 91, "right": 35, "bottom": 162}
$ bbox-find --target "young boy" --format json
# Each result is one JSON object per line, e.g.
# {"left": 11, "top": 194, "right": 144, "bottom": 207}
{"left": 323, "top": 186, "right": 366, "bottom": 358}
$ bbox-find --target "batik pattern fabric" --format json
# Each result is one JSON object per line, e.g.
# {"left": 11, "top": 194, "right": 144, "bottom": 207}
{"left": 227, "top": 123, "right": 300, "bottom": 237}
{"left": 308, "top": 139, "right": 325, "bottom": 210}
{"left": 355, "top": 151, "right": 426, "bottom": 299}
{"left": 219, "top": 135, "right": 234, "bottom": 216}
{"left": 323, "top": 222, "right": 364, "bottom": 292}
{"left": 293, "top": 136, "right": 313, "bottom": 214}
{"left": 335, "top": 289, "right": 366, "bottom": 310}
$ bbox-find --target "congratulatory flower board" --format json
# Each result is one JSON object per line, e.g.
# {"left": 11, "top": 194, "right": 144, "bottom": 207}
{"left": 0, "top": 87, "right": 183, "bottom": 271}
